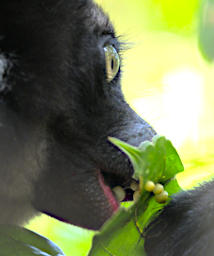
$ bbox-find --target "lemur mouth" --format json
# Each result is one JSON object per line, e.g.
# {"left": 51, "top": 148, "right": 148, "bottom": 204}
{"left": 98, "top": 170, "right": 139, "bottom": 212}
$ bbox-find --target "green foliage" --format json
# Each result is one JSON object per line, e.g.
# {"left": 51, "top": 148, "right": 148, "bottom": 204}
{"left": 0, "top": 225, "right": 65, "bottom": 256}
{"left": 109, "top": 136, "right": 183, "bottom": 184}
{"left": 198, "top": 0, "right": 214, "bottom": 61}
{"left": 146, "top": 0, "right": 199, "bottom": 33}
{"left": 88, "top": 136, "right": 184, "bottom": 256}
{"left": 151, "top": 0, "right": 199, "bottom": 30}
{"left": 27, "top": 217, "right": 94, "bottom": 256}
{"left": 96, "top": 0, "right": 199, "bottom": 34}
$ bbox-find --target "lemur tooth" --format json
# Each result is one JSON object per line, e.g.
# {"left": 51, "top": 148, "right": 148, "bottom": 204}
{"left": 112, "top": 186, "right": 126, "bottom": 202}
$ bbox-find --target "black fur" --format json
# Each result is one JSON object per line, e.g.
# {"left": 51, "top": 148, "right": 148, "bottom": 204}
{"left": 0, "top": 0, "right": 155, "bottom": 230}
{"left": 144, "top": 181, "right": 214, "bottom": 256}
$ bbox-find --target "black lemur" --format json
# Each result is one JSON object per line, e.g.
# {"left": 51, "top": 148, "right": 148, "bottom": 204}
{"left": 1, "top": 1, "right": 214, "bottom": 256}
{"left": 0, "top": 0, "right": 155, "bottom": 230}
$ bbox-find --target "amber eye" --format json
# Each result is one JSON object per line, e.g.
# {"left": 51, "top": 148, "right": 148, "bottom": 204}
{"left": 104, "top": 45, "right": 120, "bottom": 83}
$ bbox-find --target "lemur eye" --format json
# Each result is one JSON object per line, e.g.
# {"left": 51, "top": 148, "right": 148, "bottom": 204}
{"left": 104, "top": 45, "right": 120, "bottom": 83}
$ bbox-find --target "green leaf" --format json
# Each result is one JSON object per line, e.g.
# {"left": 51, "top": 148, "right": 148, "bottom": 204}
{"left": 109, "top": 135, "right": 184, "bottom": 184}
{"left": 109, "top": 137, "right": 146, "bottom": 181}
{"left": 89, "top": 136, "right": 184, "bottom": 256}
{"left": 0, "top": 225, "right": 65, "bottom": 256}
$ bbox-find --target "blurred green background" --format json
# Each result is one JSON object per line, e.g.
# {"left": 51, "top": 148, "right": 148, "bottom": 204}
{"left": 27, "top": 0, "right": 214, "bottom": 255}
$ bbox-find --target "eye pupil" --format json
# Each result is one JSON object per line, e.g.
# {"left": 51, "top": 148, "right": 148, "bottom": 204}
{"left": 111, "top": 59, "right": 114, "bottom": 70}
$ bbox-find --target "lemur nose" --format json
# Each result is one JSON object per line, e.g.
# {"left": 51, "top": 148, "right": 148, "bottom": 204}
{"left": 120, "top": 122, "right": 156, "bottom": 148}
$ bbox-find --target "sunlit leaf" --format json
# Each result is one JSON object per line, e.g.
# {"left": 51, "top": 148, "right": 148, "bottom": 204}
{"left": 0, "top": 225, "right": 65, "bottom": 256}
{"left": 89, "top": 136, "right": 184, "bottom": 256}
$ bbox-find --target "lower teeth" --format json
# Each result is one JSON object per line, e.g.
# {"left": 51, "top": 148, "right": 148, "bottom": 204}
{"left": 112, "top": 186, "right": 126, "bottom": 202}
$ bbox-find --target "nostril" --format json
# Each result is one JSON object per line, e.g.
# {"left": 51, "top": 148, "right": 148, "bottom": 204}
{"left": 123, "top": 124, "right": 156, "bottom": 147}
{"left": 138, "top": 132, "right": 144, "bottom": 137}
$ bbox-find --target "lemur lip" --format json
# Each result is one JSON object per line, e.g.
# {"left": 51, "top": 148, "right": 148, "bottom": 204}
{"left": 98, "top": 171, "right": 119, "bottom": 212}
{"left": 99, "top": 170, "right": 139, "bottom": 206}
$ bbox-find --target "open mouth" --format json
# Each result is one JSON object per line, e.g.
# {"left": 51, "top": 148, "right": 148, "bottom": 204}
{"left": 98, "top": 170, "right": 139, "bottom": 213}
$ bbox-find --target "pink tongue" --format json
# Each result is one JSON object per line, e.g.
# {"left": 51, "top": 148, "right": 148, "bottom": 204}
{"left": 98, "top": 172, "right": 119, "bottom": 212}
